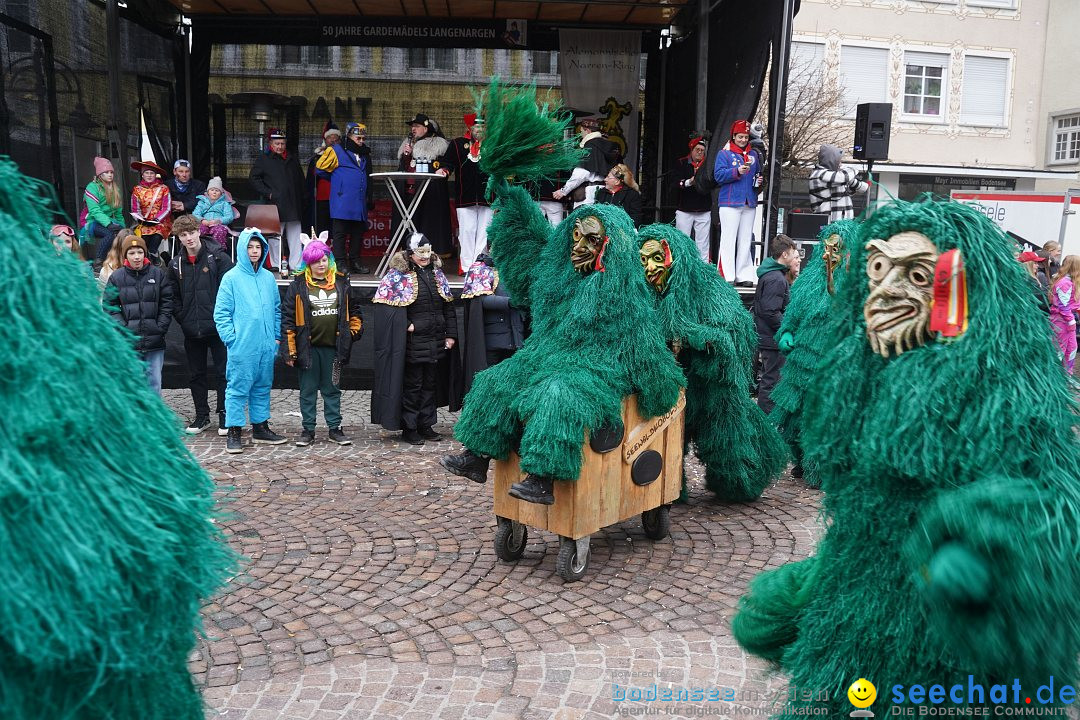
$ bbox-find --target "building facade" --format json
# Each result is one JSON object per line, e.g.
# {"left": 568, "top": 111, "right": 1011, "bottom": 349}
{"left": 791, "top": 0, "right": 1077, "bottom": 200}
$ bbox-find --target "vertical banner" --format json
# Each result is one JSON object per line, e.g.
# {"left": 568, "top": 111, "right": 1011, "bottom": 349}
{"left": 559, "top": 30, "right": 642, "bottom": 171}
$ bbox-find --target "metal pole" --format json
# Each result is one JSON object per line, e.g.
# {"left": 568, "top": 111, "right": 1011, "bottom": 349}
{"left": 763, "top": 0, "right": 795, "bottom": 244}
{"left": 695, "top": 0, "right": 709, "bottom": 129}
{"left": 183, "top": 24, "right": 194, "bottom": 164}
{"left": 106, "top": 0, "right": 129, "bottom": 197}
{"left": 1058, "top": 188, "right": 1078, "bottom": 253}
{"left": 655, "top": 41, "right": 668, "bottom": 215}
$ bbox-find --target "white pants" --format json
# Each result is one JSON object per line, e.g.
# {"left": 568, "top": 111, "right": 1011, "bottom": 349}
{"left": 456, "top": 205, "right": 494, "bottom": 272}
{"left": 266, "top": 221, "right": 301, "bottom": 271}
{"left": 716, "top": 205, "right": 757, "bottom": 283}
{"left": 539, "top": 200, "right": 565, "bottom": 227}
{"left": 675, "top": 210, "right": 712, "bottom": 261}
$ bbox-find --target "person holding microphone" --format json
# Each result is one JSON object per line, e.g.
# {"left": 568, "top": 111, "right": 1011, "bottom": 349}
{"left": 713, "top": 120, "right": 762, "bottom": 286}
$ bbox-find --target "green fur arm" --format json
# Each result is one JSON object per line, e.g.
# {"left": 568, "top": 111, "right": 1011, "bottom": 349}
{"left": 732, "top": 558, "right": 821, "bottom": 666}
{"left": 908, "top": 476, "right": 1080, "bottom": 675}
{"left": 486, "top": 183, "right": 551, "bottom": 309}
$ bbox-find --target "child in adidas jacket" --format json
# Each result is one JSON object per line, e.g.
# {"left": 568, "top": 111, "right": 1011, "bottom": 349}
{"left": 282, "top": 240, "right": 362, "bottom": 446}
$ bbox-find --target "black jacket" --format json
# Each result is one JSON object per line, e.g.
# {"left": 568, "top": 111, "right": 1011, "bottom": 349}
{"left": 249, "top": 150, "right": 306, "bottom": 223}
{"left": 282, "top": 272, "right": 363, "bottom": 369}
{"left": 165, "top": 177, "right": 207, "bottom": 216}
{"left": 168, "top": 241, "right": 233, "bottom": 339}
{"left": 581, "top": 134, "right": 621, "bottom": 177}
{"left": 595, "top": 186, "right": 643, "bottom": 227}
{"left": 752, "top": 258, "right": 790, "bottom": 350}
{"left": 105, "top": 262, "right": 175, "bottom": 352}
{"left": 673, "top": 157, "right": 712, "bottom": 213}
{"left": 406, "top": 262, "right": 458, "bottom": 364}
{"left": 440, "top": 136, "right": 491, "bottom": 207}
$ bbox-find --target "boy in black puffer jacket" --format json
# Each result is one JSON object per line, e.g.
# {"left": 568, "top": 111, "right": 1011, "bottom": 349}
{"left": 752, "top": 234, "right": 801, "bottom": 414}
{"left": 104, "top": 233, "right": 175, "bottom": 395}
{"left": 169, "top": 214, "right": 234, "bottom": 434}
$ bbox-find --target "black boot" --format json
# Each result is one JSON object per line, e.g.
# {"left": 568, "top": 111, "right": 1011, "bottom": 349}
{"left": 508, "top": 474, "right": 555, "bottom": 505}
{"left": 400, "top": 429, "right": 425, "bottom": 446}
{"left": 418, "top": 426, "right": 442, "bottom": 441}
{"left": 252, "top": 421, "right": 287, "bottom": 445}
{"left": 440, "top": 449, "right": 490, "bottom": 484}
{"left": 226, "top": 427, "right": 243, "bottom": 454}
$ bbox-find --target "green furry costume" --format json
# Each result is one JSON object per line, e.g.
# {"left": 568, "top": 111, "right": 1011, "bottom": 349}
{"left": 453, "top": 81, "right": 684, "bottom": 481}
{"left": 637, "top": 223, "right": 787, "bottom": 501}
{"left": 732, "top": 197, "right": 1080, "bottom": 717}
{"left": 0, "top": 161, "right": 234, "bottom": 718}
{"left": 768, "top": 220, "right": 858, "bottom": 485}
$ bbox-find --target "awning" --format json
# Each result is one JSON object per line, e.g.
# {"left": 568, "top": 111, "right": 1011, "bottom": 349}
{"left": 166, "top": 0, "right": 687, "bottom": 27}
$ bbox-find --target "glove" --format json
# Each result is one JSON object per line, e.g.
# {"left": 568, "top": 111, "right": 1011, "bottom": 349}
{"left": 777, "top": 332, "right": 795, "bottom": 353}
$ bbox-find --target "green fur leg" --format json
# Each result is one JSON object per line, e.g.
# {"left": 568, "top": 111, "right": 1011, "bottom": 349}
{"left": 453, "top": 358, "right": 525, "bottom": 460}
{"left": 731, "top": 558, "right": 820, "bottom": 666}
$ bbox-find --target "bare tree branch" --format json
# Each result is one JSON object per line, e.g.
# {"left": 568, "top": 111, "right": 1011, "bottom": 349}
{"left": 755, "top": 56, "right": 851, "bottom": 174}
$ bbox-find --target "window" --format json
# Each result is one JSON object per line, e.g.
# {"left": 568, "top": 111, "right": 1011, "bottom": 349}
{"left": 407, "top": 48, "right": 455, "bottom": 71}
{"left": 790, "top": 41, "right": 825, "bottom": 71}
{"left": 274, "top": 46, "right": 331, "bottom": 68}
{"left": 965, "top": 0, "right": 1016, "bottom": 8}
{"left": 3, "top": 0, "right": 32, "bottom": 54}
{"left": 903, "top": 52, "right": 949, "bottom": 118}
{"left": 960, "top": 55, "right": 1008, "bottom": 126}
{"left": 1053, "top": 115, "right": 1080, "bottom": 163}
{"left": 528, "top": 50, "right": 558, "bottom": 76}
{"left": 839, "top": 46, "right": 889, "bottom": 116}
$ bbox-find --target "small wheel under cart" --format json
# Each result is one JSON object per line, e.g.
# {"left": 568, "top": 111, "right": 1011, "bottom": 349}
{"left": 555, "top": 536, "right": 591, "bottom": 582}
{"left": 641, "top": 505, "right": 671, "bottom": 540}
{"left": 493, "top": 516, "right": 528, "bottom": 561}
{"left": 492, "top": 392, "right": 686, "bottom": 584}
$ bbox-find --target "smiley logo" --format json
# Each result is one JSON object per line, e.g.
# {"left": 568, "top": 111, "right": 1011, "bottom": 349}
{"left": 848, "top": 678, "right": 877, "bottom": 709}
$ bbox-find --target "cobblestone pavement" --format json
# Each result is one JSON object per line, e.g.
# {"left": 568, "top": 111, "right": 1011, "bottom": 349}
{"left": 167, "top": 389, "right": 823, "bottom": 720}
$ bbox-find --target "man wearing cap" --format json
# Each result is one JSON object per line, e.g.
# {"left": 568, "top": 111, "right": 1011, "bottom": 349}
{"left": 371, "top": 232, "right": 458, "bottom": 446}
{"left": 166, "top": 159, "right": 207, "bottom": 219}
{"left": 552, "top": 117, "right": 621, "bottom": 208}
{"left": 104, "top": 233, "right": 175, "bottom": 394}
{"left": 316, "top": 121, "right": 374, "bottom": 275}
{"left": 674, "top": 136, "right": 713, "bottom": 261}
{"left": 397, "top": 113, "right": 453, "bottom": 258}
{"left": 307, "top": 121, "right": 341, "bottom": 236}
{"left": 438, "top": 113, "right": 492, "bottom": 274}
{"left": 250, "top": 128, "right": 306, "bottom": 273}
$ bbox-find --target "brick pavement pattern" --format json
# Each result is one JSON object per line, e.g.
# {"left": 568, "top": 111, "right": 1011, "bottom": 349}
{"left": 169, "top": 389, "right": 823, "bottom": 719}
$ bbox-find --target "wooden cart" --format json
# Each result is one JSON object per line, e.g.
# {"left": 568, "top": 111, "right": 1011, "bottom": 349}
{"left": 492, "top": 391, "right": 685, "bottom": 581}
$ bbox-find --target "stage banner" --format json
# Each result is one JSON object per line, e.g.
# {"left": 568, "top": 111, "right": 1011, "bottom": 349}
{"left": 558, "top": 29, "right": 642, "bottom": 172}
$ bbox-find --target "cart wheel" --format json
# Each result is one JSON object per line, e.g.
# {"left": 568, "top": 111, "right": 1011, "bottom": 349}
{"left": 556, "top": 536, "right": 590, "bottom": 582}
{"left": 642, "top": 505, "right": 671, "bottom": 541}
{"left": 493, "top": 517, "right": 528, "bottom": 561}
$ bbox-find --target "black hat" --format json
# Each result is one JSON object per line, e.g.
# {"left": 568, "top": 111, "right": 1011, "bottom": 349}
{"left": 406, "top": 113, "right": 432, "bottom": 127}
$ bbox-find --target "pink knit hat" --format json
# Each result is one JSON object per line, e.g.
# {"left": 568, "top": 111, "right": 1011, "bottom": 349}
{"left": 93, "top": 156, "right": 114, "bottom": 176}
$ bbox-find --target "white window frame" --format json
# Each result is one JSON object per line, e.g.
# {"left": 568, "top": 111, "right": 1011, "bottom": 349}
{"left": 902, "top": 50, "right": 950, "bottom": 123}
{"left": 1050, "top": 113, "right": 1080, "bottom": 165}
{"left": 838, "top": 44, "right": 890, "bottom": 119}
{"left": 267, "top": 45, "right": 340, "bottom": 71}
{"left": 959, "top": 53, "right": 1010, "bottom": 128}
{"left": 965, "top": 0, "right": 1017, "bottom": 9}
{"left": 406, "top": 47, "right": 456, "bottom": 73}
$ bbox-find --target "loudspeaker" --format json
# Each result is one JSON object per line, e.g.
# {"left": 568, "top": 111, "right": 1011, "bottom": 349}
{"left": 853, "top": 103, "right": 892, "bottom": 161}
{"left": 787, "top": 212, "right": 829, "bottom": 242}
